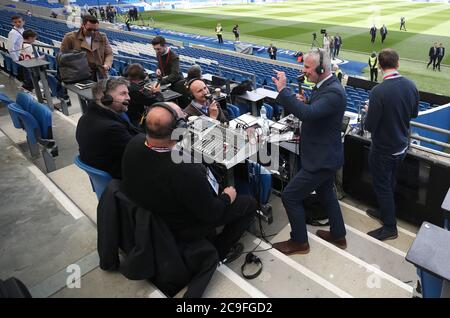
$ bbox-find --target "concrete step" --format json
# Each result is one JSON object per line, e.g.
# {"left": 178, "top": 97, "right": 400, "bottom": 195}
{"left": 271, "top": 225, "right": 413, "bottom": 297}
{"left": 226, "top": 232, "right": 346, "bottom": 297}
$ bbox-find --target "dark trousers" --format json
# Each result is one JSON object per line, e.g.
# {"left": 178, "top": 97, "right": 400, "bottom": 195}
{"left": 281, "top": 168, "right": 346, "bottom": 243}
{"left": 370, "top": 68, "right": 378, "bottom": 82}
{"left": 334, "top": 45, "right": 340, "bottom": 57}
{"left": 427, "top": 57, "right": 437, "bottom": 69}
{"left": 371, "top": 36, "right": 375, "bottom": 43}
{"left": 217, "top": 34, "right": 223, "bottom": 44}
{"left": 212, "top": 195, "right": 257, "bottom": 259}
{"left": 436, "top": 56, "right": 443, "bottom": 70}
{"left": 270, "top": 55, "right": 276, "bottom": 60}
{"left": 369, "top": 148, "right": 406, "bottom": 231}
{"left": 381, "top": 35, "right": 386, "bottom": 43}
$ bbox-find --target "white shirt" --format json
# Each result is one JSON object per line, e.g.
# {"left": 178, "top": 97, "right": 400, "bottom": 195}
{"left": 316, "top": 74, "right": 333, "bottom": 89}
{"left": 85, "top": 36, "right": 92, "bottom": 48}
{"left": 7, "top": 27, "right": 24, "bottom": 62}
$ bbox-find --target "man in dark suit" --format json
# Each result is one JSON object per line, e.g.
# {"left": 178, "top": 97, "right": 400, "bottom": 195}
{"left": 380, "top": 25, "right": 387, "bottom": 44}
{"left": 333, "top": 34, "right": 342, "bottom": 57}
{"left": 427, "top": 42, "right": 438, "bottom": 70}
{"left": 76, "top": 78, "right": 141, "bottom": 179}
{"left": 268, "top": 43, "right": 277, "bottom": 60}
{"left": 271, "top": 48, "right": 347, "bottom": 255}
{"left": 370, "top": 25, "right": 377, "bottom": 44}
{"left": 436, "top": 43, "right": 445, "bottom": 71}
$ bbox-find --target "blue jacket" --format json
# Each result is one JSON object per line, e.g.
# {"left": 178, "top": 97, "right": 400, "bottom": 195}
{"left": 275, "top": 75, "right": 346, "bottom": 172}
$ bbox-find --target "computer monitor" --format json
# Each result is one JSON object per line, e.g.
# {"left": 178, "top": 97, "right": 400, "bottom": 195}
{"left": 211, "top": 75, "right": 228, "bottom": 88}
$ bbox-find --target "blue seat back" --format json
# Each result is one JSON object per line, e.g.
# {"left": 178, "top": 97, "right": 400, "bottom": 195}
{"left": 248, "top": 161, "right": 272, "bottom": 205}
{"left": 16, "top": 92, "right": 34, "bottom": 112}
{"left": 7, "top": 103, "right": 40, "bottom": 144}
{"left": 262, "top": 103, "right": 273, "bottom": 120}
{"left": 74, "top": 155, "right": 112, "bottom": 200}
{"left": 0, "top": 93, "right": 14, "bottom": 106}
{"left": 226, "top": 103, "right": 240, "bottom": 120}
{"left": 28, "top": 98, "right": 53, "bottom": 139}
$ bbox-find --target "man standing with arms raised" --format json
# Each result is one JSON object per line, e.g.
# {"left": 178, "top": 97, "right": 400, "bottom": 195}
{"left": 270, "top": 48, "right": 347, "bottom": 254}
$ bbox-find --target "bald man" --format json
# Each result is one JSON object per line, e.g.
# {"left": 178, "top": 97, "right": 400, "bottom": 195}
{"left": 184, "top": 79, "right": 228, "bottom": 123}
{"left": 121, "top": 102, "right": 256, "bottom": 264}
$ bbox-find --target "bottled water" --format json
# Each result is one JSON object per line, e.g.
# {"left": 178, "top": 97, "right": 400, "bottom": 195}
{"left": 260, "top": 106, "right": 270, "bottom": 138}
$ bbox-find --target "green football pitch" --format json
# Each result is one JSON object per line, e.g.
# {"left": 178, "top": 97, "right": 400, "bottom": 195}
{"left": 134, "top": 0, "right": 450, "bottom": 95}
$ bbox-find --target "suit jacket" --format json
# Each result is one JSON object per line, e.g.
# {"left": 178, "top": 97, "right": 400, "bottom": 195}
{"left": 429, "top": 46, "right": 438, "bottom": 58}
{"left": 60, "top": 28, "right": 113, "bottom": 75}
{"left": 268, "top": 46, "right": 277, "bottom": 56}
{"left": 438, "top": 47, "right": 445, "bottom": 57}
{"left": 97, "top": 180, "right": 219, "bottom": 298}
{"left": 185, "top": 101, "right": 229, "bottom": 123}
{"left": 127, "top": 81, "right": 164, "bottom": 126}
{"left": 157, "top": 49, "right": 184, "bottom": 85}
{"left": 76, "top": 102, "right": 141, "bottom": 178}
{"left": 275, "top": 75, "right": 346, "bottom": 172}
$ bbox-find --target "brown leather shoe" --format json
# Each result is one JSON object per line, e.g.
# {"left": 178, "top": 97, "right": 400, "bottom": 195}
{"left": 272, "top": 239, "right": 310, "bottom": 255}
{"left": 316, "top": 230, "right": 347, "bottom": 249}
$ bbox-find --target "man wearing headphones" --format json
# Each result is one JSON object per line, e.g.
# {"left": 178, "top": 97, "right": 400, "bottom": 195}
{"left": 76, "top": 78, "right": 141, "bottom": 179}
{"left": 184, "top": 78, "right": 228, "bottom": 123}
{"left": 125, "top": 63, "right": 164, "bottom": 127}
{"left": 121, "top": 102, "right": 257, "bottom": 263}
{"left": 271, "top": 48, "right": 347, "bottom": 255}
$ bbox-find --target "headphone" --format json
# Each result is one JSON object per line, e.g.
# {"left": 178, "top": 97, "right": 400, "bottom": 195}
{"left": 315, "top": 48, "right": 325, "bottom": 75}
{"left": 146, "top": 102, "right": 188, "bottom": 137}
{"left": 240, "top": 252, "right": 263, "bottom": 280}
{"left": 185, "top": 78, "right": 205, "bottom": 100}
{"left": 123, "top": 64, "right": 147, "bottom": 81}
{"left": 100, "top": 78, "right": 114, "bottom": 106}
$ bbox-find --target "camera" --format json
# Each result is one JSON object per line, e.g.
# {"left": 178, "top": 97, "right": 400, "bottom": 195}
{"left": 205, "top": 94, "right": 219, "bottom": 102}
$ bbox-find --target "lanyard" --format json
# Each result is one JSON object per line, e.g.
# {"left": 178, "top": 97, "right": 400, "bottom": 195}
{"left": 144, "top": 141, "right": 171, "bottom": 152}
{"left": 383, "top": 72, "right": 401, "bottom": 80}
{"left": 157, "top": 47, "right": 170, "bottom": 76}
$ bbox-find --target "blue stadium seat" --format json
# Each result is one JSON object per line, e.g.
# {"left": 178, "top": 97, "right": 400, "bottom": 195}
{"left": 226, "top": 103, "right": 240, "bottom": 120}
{"left": 74, "top": 155, "right": 112, "bottom": 200}
{"left": 248, "top": 161, "right": 272, "bottom": 205}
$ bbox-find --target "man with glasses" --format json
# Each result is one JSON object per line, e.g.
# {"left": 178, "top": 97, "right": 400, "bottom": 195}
{"left": 61, "top": 15, "right": 113, "bottom": 81}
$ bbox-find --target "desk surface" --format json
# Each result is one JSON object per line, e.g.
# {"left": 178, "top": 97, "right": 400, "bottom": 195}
{"left": 16, "top": 59, "right": 49, "bottom": 68}
{"left": 406, "top": 222, "right": 450, "bottom": 281}
{"left": 64, "top": 83, "right": 94, "bottom": 100}
{"left": 237, "top": 90, "right": 266, "bottom": 102}
{"left": 162, "top": 89, "right": 182, "bottom": 102}
{"left": 255, "top": 87, "right": 279, "bottom": 100}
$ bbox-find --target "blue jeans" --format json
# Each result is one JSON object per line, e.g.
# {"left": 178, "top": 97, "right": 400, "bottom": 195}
{"left": 282, "top": 168, "right": 346, "bottom": 243}
{"left": 369, "top": 148, "right": 407, "bottom": 231}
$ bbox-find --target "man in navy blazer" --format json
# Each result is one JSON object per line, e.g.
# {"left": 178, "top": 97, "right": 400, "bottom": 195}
{"left": 271, "top": 48, "right": 347, "bottom": 255}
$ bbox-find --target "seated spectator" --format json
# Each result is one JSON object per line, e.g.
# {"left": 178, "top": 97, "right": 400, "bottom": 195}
{"left": 76, "top": 78, "right": 141, "bottom": 179}
{"left": 121, "top": 102, "right": 257, "bottom": 262}
{"left": 125, "top": 63, "right": 164, "bottom": 127}
{"left": 184, "top": 79, "right": 228, "bottom": 123}
{"left": 20, "top": 29, "right": 42, "bottom": 60}
{"left": 171, "top": 64, "right": 203, "bottom": 109}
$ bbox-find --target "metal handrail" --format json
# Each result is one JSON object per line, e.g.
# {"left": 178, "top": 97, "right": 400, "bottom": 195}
{"left": 411, "top": 121, "right": 450, "bottom": 136}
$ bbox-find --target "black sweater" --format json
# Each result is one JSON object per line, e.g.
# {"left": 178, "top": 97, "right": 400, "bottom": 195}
{"left": 365, "top": 76, "right": 419, "bottom": 154}
{"left": 127, "top": 81, "right": 164, "bottom": 126}
{"left": 121, "top": 135, "right": 231, "bottom": 242}
{"left": 76, "top": 102, "right": 141, "bottom": 178}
